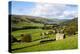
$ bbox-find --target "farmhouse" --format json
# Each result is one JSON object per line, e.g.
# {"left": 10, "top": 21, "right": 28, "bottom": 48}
{"left": 56, "top": 33, "right": 65, "bottom": 40}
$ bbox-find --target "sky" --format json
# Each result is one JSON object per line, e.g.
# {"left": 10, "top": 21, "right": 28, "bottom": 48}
{"left": 9, "top": 1, "right": 78, "bottom": 19}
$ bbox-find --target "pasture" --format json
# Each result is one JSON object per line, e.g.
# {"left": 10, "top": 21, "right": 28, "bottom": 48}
{"left": 11, "top": 29, "right": 78, "bottom": 53}
{"left": 10, "top": 15, "right": 78, "bottom": 53}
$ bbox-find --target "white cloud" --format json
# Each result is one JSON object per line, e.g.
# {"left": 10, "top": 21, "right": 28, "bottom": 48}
{"left": 64, "top": 11, "right": 76, "bottom": 16}
{"left": 29, "top": 3, "right": 77, "bottom": 19}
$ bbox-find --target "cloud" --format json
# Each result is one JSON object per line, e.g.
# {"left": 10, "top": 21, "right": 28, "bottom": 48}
{"left": 12, "top": 1, "right": 77, "bottom": 19}
{"left": 29, "top": 3, "right": 77, "bottom": 19}
{"left": 30, "top": 3, "right": 65, "bottom": 17}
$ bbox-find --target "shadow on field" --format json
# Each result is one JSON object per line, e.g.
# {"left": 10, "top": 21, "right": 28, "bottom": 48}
{"left": 11, "top": 39, "right": 56, "bottom": 52}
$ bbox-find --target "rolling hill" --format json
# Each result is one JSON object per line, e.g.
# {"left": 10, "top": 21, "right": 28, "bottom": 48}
{"left": 10, "top": 15, "right": 70, "bottom": 25}
{"left": 10, "top": 15, "right": 77, "bottom": 31}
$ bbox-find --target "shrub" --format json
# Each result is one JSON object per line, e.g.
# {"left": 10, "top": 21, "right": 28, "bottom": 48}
{"left": 20, "top": 34, "right": 32, "bottom": 42}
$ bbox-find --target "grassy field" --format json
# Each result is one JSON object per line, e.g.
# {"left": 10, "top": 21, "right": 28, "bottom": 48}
{"left": 11, "top": 29, "right": 78, "bottom": 53}
{"left": 11, "top": 29, "right": 55, "bottom": 41}
{"left": 15, "top": 22, "right": 44, "bottom": 27}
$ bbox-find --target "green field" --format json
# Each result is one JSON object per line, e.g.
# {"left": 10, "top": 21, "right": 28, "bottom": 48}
{"left": 15, "top": 22, "right": 44, "bottom": 28}
{"left": 11, "top": 15, "right": 78, "bottom": 53}
{"left": 12, "top": 29, "right": 55, "bottom": 42}
{"left": 11, "top": 29, "right": 78, "bottom": 53}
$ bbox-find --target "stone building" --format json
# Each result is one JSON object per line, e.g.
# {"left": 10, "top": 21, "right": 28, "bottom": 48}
{"left": 56, "top": 33, "right": 65, "bottom": 40}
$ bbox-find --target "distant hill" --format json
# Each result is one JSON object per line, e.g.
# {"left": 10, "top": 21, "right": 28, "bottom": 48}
{"left": 10, "top": 15, "right": 69, "bottom": 25}
{"left": 10, "top": 15, "right": 75, "bottom": 31}
{"left": 61, "top": 17, "right": 78, "bottom": 26}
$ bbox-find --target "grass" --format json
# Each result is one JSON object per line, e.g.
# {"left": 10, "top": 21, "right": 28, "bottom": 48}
{"left": 15, "top": 22, "right": 44, "bottom": 28}
{"left": 11, "top": 29, "right": 78, "bottom": 53}
{"left": 11, "top": 29, "right": 55, "bottom": 41}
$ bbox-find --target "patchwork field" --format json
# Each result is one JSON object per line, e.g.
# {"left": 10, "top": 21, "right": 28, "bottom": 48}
{"left": 11, "top": 29, "right": 78, "bottom": 53}
{"left": 10, "top": 15, "right": 78, "bottom": 53}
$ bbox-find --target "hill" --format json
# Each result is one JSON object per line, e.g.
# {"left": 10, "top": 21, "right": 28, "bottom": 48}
{"left": 10, "top": 15, "right": 67, "bottom": 24}
{"left": 10, "top": 15, "right": 78, "bottom": 53}
{"left": 61, "top": 18, "right": 78, "bottom": 35}
{"left": 10, "top": 15, "right": 70, "bottom": 31}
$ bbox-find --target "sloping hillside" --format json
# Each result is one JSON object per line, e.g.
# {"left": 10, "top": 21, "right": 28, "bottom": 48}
{"left": 10, "top": 15, "right": 69, "bottom": 25}
{"left": 12, "top": 34, "right": 78, "bottom": 53}
{"left": 61, "top": 18, "right": 78, "bottom": 35}
{"left": 10, "top": 15, "right": 55, "bottom": 24}
{"left": 10, "top": 15, "right": 76, "bottom": 31}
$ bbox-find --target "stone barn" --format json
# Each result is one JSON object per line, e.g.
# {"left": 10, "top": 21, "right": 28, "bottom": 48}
{"left": 56, "top": 33, "right": 65, "bottom": 40}
{"left": 20, "top": 34, "right": 32, "bottom": 42}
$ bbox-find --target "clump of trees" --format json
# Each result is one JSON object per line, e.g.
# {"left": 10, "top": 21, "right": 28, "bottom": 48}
{"left": 64, "top": 18, "right": 78, "bottom": 35}
{"left": 20, "top": 34, "right": 32, "bottom": 42}
{"left": 42, "top": 24, "right": 59, "bottom": 30}
{"left": 42, "top": 25, "right": 52, "bottom": 30}
{"left": 64, "top": 26, "right": 77, "bottom": 35}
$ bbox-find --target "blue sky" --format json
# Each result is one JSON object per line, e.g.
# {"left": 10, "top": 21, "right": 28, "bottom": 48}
{"left": 9, "top": 1, "right": 78, "bottom": 19}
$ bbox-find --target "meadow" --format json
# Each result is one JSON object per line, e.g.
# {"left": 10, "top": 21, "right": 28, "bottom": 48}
{"left": 10, "top": 15, "right": 78, "bottom": 53}
{"left": 11, "top": 29, "right": 78, "bottom": 53}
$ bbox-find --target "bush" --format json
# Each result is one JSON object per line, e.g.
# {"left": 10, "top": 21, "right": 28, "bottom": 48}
{"left": 64, "top": 26, "right": 77, "bottom": 35}
{"left": 20, "top": 34, "right": 32, "bottom": 42}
